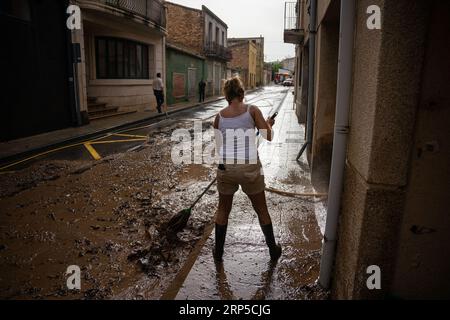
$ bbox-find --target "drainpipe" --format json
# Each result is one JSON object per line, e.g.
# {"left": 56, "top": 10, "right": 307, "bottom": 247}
{"left": 297, "top": 0, "right": 317, "bottom": 160}
{"left": 318, "top": 0, "right": 356, "bottom": 289}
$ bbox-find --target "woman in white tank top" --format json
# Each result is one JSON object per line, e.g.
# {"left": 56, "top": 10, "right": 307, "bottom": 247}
{"left": 212, "top": 77, "right": 282, "bottom": 263}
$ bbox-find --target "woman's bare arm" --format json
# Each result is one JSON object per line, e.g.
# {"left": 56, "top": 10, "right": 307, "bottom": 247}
{"left": 213, "top": 114, "right": 223, "bottom": 160}
{"left": 251, "top": 106, "right": 274, "bottom": 141}
{"left": 213, "top": 114, "right": 220, "bottom": 129}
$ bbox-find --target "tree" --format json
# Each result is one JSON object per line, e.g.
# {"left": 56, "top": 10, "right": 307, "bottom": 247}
{"left": 268, "top": 61, "right": 283, "bottom": 81}
{"left": 270, "top": 61, "right": 283, "bottom": 74}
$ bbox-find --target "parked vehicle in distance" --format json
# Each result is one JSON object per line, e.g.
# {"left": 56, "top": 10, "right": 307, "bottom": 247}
{"left": 283, "top": 79, "right": 294, "bottom": 86}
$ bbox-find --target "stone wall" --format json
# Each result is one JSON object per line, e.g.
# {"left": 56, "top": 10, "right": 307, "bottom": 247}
{"left": 333, "top": 0, "right": 431, "bottom": 299}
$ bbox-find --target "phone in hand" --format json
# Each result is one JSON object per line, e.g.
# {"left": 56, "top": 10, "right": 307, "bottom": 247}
{"left": 270, "top": 112, "right": 278, "bottom": 120}
{"left": 258, "top": 112, "right": 278, "bottom": 139}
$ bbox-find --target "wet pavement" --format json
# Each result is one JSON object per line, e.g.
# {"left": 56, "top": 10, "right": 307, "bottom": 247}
{"left": 0, "top": 85, "right": 328, "bottom": 300}
{"left": 171, "top": 88, "right": 329, "bottom": 300}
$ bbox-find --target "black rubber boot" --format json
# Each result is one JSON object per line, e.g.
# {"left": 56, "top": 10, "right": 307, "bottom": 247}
{"left": 261, "top": 224, "right": 282, "bottom": 261}
{"left": 213, "top": 223, "right": 227, "bottom": 263}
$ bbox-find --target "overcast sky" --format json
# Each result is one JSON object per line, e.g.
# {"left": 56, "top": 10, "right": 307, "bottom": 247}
{"left": 167, "top": 0, "right": 295, "bottom": 62}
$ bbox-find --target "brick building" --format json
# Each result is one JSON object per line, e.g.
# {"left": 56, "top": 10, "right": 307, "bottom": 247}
{"left": 165, "top": 2, "right": 231, "bottom": 99}
{"left": 165, "top": 4, "right": 205, "bottom": 105}
{"left": 228, "top": 37, "right": 265, "bottom": 87}
{"left": 228, "top": 41, "right": 257, "bottom": 89}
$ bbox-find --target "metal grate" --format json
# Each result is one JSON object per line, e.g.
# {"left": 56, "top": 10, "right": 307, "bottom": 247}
{"left": 204, "top": 41, "right": 232, "bottom": 61}
{"left": 103, "top": 0, "right": 166, "bottom": 28}
{"left": 284, "top": 1, "right": 299, "bottom": 30}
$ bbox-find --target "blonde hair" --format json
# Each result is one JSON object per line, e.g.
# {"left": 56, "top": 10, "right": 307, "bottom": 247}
{"left": 223, "top": 77, "right": 245, "bottom": 103}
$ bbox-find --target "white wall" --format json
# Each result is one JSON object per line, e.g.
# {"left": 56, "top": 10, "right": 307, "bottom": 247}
{"left": 204, "top": 13, "right": 227, "bottom": 46}
{"left": 83, "top": 11, "right": 165, "bottom": 112}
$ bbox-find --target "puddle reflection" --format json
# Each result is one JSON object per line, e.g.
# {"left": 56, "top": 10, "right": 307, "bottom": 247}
{"left": 214, "top": 260, "right": 278, "bottom": 300}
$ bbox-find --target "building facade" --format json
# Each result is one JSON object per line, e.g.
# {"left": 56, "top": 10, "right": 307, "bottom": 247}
{"left": 1, "top": 0, "right": 76, "bottom": 141}
{"left": 263, "top": 63, "right": 273, "bottom": 85}
{"left": 165, "top": 2, "right": 231, "bottom": 100}
{"left": 166, "top": 43, "right": 206, "bottom": 105}
{"left": 285, "top": 0, "right": 450, "bottom": 299}
{"left": 73, "top": 0, "right": 167, "bottom": 120}
{"left": 1, "top": 0, "right": 166, "bottom": 142}
{"left": 228, "top": 41, "right": 257, "bottom": 89}
{"left": 281, "top": 57, "right": 296, "bottom": 73}
{"left": 228, "top": 37, "right": 265, "bottom": 87}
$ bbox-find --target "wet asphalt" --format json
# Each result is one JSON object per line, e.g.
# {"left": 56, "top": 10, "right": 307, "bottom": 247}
{"left": 0, "top": 85, "right": 328, "bottom": 300}
{"left": 5, "top": 86, "right": 287, "bottom": 169}
{"left": 169, "top": 86, "right": 328, "bottom": 300}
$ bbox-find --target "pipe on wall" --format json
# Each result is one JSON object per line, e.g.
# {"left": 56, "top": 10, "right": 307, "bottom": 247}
{"left": 297, "top": 0, "right": 317, "bottom": 160}
{"left": 318, "top": 0, "right": 356, "bottom": 289}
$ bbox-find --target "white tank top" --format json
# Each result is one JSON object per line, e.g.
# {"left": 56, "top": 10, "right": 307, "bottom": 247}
{"left": 217, "top": 105, "right": 258, "bottom": 164}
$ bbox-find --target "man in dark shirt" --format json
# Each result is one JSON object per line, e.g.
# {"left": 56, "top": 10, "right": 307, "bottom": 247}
{"left": 199, "top": 79, "right": 206, "bottom": 103}
{"left": 153, "top": 73, "right": 164, "bottom": 114}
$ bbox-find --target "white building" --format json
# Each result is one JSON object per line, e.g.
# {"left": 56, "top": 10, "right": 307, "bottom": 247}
{"left": 72, "top": 0, "right": 167, "bottom": 121}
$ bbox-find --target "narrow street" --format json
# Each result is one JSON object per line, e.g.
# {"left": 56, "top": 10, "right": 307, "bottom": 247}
{"left": 0, "top": 86, "right": 327, "bottom": 300}
{"left": 2, "top": 0, "right": 449, "bottom": 307}
{"left": 168, "top": 87, "right": 328, "bottom": 300}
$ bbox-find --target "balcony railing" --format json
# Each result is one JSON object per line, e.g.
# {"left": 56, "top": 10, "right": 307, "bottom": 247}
{"left": 284, "top": 1, "right": 298, "bottom": 30}
{"left": 284, "top": 1, "right": 304, "bottom": 44}
{"left": 103, "top": 0, "right": 166, "bottom": 28}
{"left": 204, "top": 41, "right": 232, "bottom": 61}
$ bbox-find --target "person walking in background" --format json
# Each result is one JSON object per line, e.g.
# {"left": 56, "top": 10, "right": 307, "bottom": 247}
{"left": 212, "top": 77, "right": 282, "bottom": 263}
{"left": 153, "top": 73, "right": 164, "bottom": 114}
{"left": 199, "top": 79, "right": 206, "bottom": 103}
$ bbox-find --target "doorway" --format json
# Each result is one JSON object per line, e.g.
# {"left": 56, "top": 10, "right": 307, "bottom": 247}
{"left": 187, "top": 68, "right": 197, "bottom": 99}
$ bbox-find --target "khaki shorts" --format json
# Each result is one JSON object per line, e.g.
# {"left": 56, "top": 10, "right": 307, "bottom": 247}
{"left": 216, "top": 161, "right": 265, "bottom": 196}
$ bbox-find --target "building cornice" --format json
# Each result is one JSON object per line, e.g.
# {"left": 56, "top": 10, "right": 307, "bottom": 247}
{"left": 201, "top": 5, "right": 228, "bottom": 29}
{"left": 166, "top": 42, "right": 206, "bottom": 60}
{"left": 165, "top": 1, "right": 202, "bottom": 13}
{"left": 228, "top": 37, "right": 264, "bottom": 42}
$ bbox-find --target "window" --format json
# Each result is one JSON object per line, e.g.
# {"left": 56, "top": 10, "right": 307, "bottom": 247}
{"left": 208, "top": 22, "right": 213, "bottom": 43}
{"left": 96, "top": 37, "right": 150, "bottom": 79}
{"left": 222, "top": 31, "right": 225, "bottom": 46}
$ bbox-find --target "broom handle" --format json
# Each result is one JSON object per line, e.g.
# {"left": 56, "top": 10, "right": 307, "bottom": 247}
{"left": 189, "top": 178, "right": 217, "bottom": 210}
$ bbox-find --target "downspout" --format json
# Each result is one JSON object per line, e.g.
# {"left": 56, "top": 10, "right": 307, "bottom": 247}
{"left": 297, "top": 0, "right": 317, "bottom": 159}
{"left": 66, "top": 1, "right": 82, "bottom": 127}
{"left": 163, "top": 35, "right": 167, "bottom": 106}
{"left": 319, "top": 0, "right": 356, "bottom": 289}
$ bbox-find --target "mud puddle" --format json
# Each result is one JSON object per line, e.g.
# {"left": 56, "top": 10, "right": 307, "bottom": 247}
{"left": 176, "top": 191, "right": 329, "bottom": 300}
{"left": 0, "top": 122, "right": 217, "bottom": 300}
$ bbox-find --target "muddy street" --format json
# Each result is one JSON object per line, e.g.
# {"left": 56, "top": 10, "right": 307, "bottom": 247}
{"left": 2, "top": 0, "right": 449, "bottom": 307}
{"left": 171, "top": 87, "right": 328, "bottom": 300}
{"left": 0, "top": 86, "right": 327, "bottom": 300}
